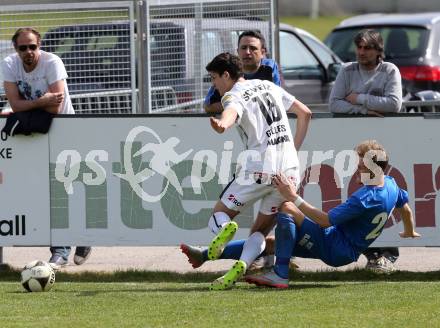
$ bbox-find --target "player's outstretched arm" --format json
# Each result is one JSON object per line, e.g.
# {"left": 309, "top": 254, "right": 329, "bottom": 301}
{"left": 288, "top": 99, "right": 312, "bottom": 150}
{"left": 273, "top": 174, "right": 331, "bottom": 228}
{"left": 397, "top": 203, "right": 421, "bottom": 238}
{"left": 204, "top": 102, "right": 223, "bottom": 114}
{"left": 209, "top": 107, "right": 237, "bottom": 133}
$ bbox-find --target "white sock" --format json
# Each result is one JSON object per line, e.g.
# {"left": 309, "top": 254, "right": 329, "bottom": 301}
{"left": 208, "top": 212, "right": 231, "bottom": 234}
{"left": 240, "top": 231, "right": 266, "bottom": 267}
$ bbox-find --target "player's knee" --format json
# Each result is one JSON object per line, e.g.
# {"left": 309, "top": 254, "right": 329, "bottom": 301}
{"left": 279, "top": 201, "right": 301, "bottom": 217}
{"left": 208, "top": 212, "right": 231, "bottom": 234}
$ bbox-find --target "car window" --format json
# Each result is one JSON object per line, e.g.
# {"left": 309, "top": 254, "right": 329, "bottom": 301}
{"left": 325, "top": 27, "right": 429, "bottom": 62}
{"left": 150, "top": 23, "right": 186, "bottom": 86}
{"left": 279, "top": 30, "right": 322, "bottom": 79}
{"left": 53, "top": 37, "right": 76, "bottom": 55}
{"left": 201, "top": 31, "right": 225, "bottom": 70}
{"left": 86, "top": 35, "right": 119, "bottom": 51}
{"left": 299, "top": 33, "right": 336, "bottom": 67}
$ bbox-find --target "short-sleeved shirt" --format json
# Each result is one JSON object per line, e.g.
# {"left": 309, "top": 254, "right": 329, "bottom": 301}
{"left": 328, "top": 175, "right": 408, "bottom": 253}
{"left": 204, "top": 58, "right": 282, "bottom": 106}
{"left": 222, "top": 79, "right": 298, "bottom": 174}
{"left": 1, "top": 50, "right": 74, "bottom": 114}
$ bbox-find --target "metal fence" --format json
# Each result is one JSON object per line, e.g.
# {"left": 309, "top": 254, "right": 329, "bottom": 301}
{"left": 401, "top": 100, "right": 440, "bottom": 113}
{"left": 0, "top": 0, "right": 275, "bottom": 114}
{"left": 140, "top": 0, "right": 275, "bottom": 113}
{"left": 0, "top": 2, "right": 137, "bottom": 113}
{"left": 308, "top": 101, "right": 440, "bottom": 114}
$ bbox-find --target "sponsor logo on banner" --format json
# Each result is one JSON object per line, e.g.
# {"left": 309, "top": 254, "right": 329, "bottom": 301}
{"left": 48, "top": 123, "right": 440, "bottom": 246}
{"left": 0, "top": 215, "right": 26, "bottom": 236}
{"left": 113, "top": 126, "right": 193, "bottom": 202}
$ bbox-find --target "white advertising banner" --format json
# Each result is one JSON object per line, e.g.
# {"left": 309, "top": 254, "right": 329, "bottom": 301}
{"left": 46, "top": 115, "right": 440, "bottom": 246}
{"left": 0, "top": 124, "right": 50, "bottom": 245}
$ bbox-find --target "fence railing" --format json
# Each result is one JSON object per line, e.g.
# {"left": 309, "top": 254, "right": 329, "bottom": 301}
{"left": 0, "top": 0, "right": 275, "bottom": 114}
{"left": 307, "top": 100, "right": 440, "bottom": 114}
{"left": 400, "top": 100, "right": 440, "bottom": 113}
{"left": 71, "top": 86, "right": 179, "bottom": 114}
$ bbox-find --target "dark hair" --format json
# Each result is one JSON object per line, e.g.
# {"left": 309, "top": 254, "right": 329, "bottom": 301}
{"left": 354, "top": 29, "right": 384, "bottom": 63}
{"left": 205, "top": 52, "right": 243, "bottom": 81}
{"left": 12, "top": 27, "right": 41, "bottom": 47}
{"left": 238, "top": 30, "right": 267, "bottom": 51}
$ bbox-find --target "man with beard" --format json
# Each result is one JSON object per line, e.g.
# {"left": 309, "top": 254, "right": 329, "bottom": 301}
{"left": 1, "top": 27, "right": 91, "bottom": 269}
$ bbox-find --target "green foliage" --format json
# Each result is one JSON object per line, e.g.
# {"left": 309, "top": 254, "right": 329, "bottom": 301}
{"left": 280, "top": 16, "right": 351, "bottom": 41}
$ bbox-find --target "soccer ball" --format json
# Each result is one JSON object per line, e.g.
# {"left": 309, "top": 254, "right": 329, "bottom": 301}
{"left": 21, "top": 260, "right": 56, "bottom": 292}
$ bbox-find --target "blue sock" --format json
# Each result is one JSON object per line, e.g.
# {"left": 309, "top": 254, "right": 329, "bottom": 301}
{"left": 202, "top": 249, "right": 208, "bottom": 262}
{"left": 274, "top": 212, "right": 297, "bottom": 279}
{"left": 201, "top": 239, "right": 246, "bottom": 261}
{"left": 220, "top": 239, "right": 246, "bottom": 260}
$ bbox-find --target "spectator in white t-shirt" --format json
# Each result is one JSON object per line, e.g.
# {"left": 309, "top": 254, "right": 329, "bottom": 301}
{"left": 1, "top": 27, "right": 91, "bottom": 269}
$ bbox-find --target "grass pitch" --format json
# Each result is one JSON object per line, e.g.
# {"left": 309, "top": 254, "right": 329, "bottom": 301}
{"left": 1, "top": 267, "right": 440, "bottom": 327}
{"left": 280, "top": 16, "right": 350, "bottom": 41}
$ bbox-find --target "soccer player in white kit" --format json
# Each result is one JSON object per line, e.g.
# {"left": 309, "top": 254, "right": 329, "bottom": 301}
{"left": 202, "top": 53, "right": 312, "bottom": 290}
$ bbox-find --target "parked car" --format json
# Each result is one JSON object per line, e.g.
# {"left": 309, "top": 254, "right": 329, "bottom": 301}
{"left": 0, "top": 19, "right": 342, "bottom": 113}
{"left": 41, "top": 21, "right": 185, "bottom": 104}
{"left": 280, "top": 23, "right": 342, "bottom": 106}
{"left": 324, "top": 13, "right": 440, "bottom": 99}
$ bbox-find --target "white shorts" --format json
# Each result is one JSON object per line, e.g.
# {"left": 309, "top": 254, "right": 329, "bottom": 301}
{"left": 219, "top": 168, "right": 300, "bottom": 215}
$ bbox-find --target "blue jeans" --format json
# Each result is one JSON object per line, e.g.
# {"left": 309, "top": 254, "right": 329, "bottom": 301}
{"left": 50, "top": 247, "right": 72, "bottom": 261}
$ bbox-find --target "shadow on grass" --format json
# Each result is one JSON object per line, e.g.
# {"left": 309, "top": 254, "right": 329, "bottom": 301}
{"left": 8, "top": 282, "right": 340, "bottom": 295}
{"left": 2, "top": 264, "right": 440, "bottom": 283}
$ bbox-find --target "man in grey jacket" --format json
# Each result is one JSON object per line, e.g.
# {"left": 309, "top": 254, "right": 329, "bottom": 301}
{"left": 329, "top": 29, "right": 402, "bottom": 116}
{"left": 329, "top": 29, "right": 401, "bottom": 272}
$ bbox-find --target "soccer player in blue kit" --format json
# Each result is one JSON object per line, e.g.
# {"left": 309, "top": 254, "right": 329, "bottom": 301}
{"left": 245, "top": 139, "right": 421, "bottom": 288}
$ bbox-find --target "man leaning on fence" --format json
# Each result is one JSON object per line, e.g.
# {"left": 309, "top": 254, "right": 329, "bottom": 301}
{"left": 328, "top": 29, "right": 402, "bottom": 272}
{"left": 0, "top": 27, "right": 92, "bottom": 269}
{"left": 329, "top": 29, "right": 402, "bottom": 116}
{"left": 203, "top": 30, "right": 282, "bottom": 114}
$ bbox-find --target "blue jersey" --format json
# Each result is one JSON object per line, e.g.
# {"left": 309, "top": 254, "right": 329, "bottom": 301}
{"left": 204, "top": 58, "right": 282, "bottom": 106}
{"left": 328, "top": 176, "right": 409, "bottom": 253}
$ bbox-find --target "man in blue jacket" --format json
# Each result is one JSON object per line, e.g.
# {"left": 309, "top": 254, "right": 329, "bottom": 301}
{"left": 203, "top": 30, "right": 282, "bottom": 114}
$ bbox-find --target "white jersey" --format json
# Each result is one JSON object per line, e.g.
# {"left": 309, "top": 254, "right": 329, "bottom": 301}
{"left": 1, "top": 50, "right": 74, "bottom": 114}
{"left": 221, "top": 79, "right": 298, "bottom": 174}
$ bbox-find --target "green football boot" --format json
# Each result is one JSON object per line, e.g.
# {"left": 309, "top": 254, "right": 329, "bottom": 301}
{"left": 207, "top": 221, "right": 238, "bottom": 260}
{"left": 210, "top": 260, "right": 247, "bottom": 291}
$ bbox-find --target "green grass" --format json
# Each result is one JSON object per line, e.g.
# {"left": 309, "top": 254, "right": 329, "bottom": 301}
{"left": 280, "top": 16, "right": 351, "bottom": 41}
{"left": 1, "top": 281, "right": 440, "bottom": 327}
{"left": 0, "top": 9, "right": 128, "bottom": 40}
{"left": 2, "top": 266, "right": 440, "bottom": 327}
{"left": 0, "top": 12, "right": 348, "bottom": 43}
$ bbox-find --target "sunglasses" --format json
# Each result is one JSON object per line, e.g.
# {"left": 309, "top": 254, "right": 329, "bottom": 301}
{"left": 17, "top": 44, "right": 38, "bottom": 52}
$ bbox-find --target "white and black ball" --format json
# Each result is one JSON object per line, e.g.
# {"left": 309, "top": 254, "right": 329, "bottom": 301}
{"left": 21, "top": 260, "right": 55, "bottom": 292}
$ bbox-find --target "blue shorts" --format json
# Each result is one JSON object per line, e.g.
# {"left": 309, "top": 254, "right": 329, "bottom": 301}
{"left": 294, "top": 218, "right": 360, "bottom": 267}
